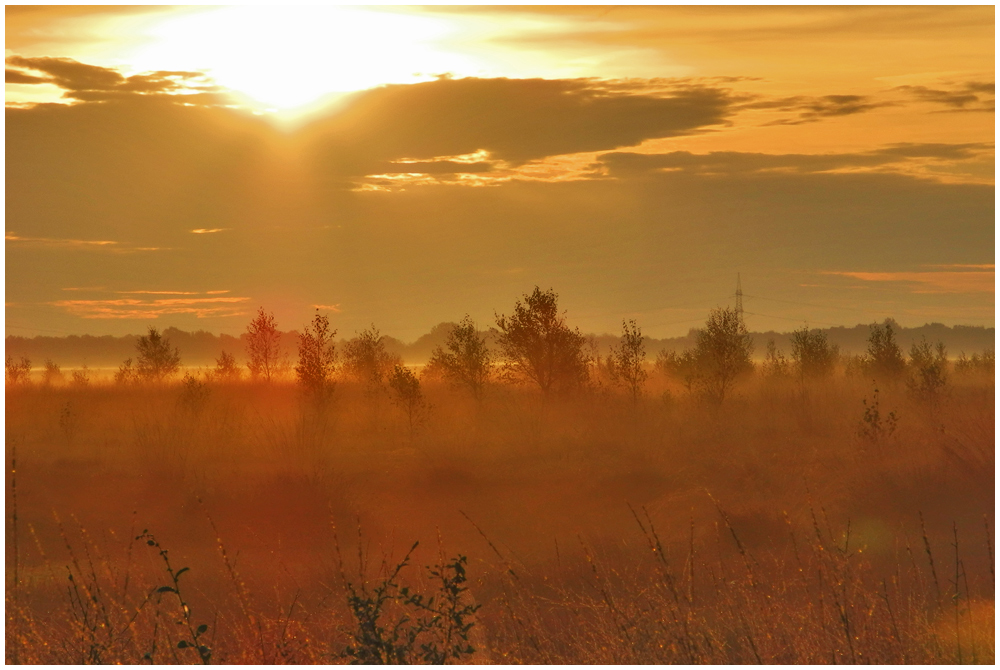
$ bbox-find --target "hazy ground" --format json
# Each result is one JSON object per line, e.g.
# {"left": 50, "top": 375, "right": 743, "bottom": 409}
{"left": 5, "top": 369, "right": 994, "bottom": 663}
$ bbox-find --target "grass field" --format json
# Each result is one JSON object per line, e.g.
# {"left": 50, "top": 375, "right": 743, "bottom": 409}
{"left": 5, "top": 367, "right": 994, "bottom": 663}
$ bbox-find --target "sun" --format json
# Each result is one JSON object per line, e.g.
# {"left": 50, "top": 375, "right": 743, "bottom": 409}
{"left": 125, "top": 6, "right": 476, "bottom": 115}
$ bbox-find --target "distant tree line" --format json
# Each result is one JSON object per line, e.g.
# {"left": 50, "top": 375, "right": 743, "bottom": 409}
{"left": 7, "top": 289, "right": 995, "bottom": 412}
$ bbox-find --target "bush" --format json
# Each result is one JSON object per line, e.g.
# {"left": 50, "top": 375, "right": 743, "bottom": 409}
{"left": 692, "top": 307, "right": 753, "bottom": 403}
{"left": 790, "top": 327, "right": 837, "bottom": 379}
{"left": 955, "top": 348, "right": 994, "bottom": 376}
{"left": 295, "top": 310, "right": 338, "bottom": 397}
{"left": 427, "top": 316, "right": 494, "bottom": 400}
{"left": 906, "top": 337, "right": 947, "bottom": 401}
{"left": 135, "top": 327, "right": 181, "bottom": 383}
{"left": 495, "top": 287, "right": 588, "bottom": 394}
{"left": 245, "top": 308, "right": 284, "bottom": 382}
{"left": 607, "top": 319, "right": 648, "bottom": 402}
{"left": 340, "top": 542, "right": 480, "bottom": 665}
{"left": 5, "top": 355, "right": 32, "bottom": 386}
{"left": 388, "top": 365, "right": 426, "bottom": 435}
{"left": 343, "top": 326, "right": 401, "bottom": 389}
{"left": 761, "top": 339, "right": 791, "bottom": 379}
{"left": 212, "top": 351, "right": 242, "bottom": 383}
{"left": 42, "top": 359, "right": 64, "bottom": 387}
{"left": 862, "top": 320, "right": 906, "bottom": 381}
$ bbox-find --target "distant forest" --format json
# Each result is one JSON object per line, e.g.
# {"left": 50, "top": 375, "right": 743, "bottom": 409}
{"left": 5, "top": 321, "right": 995, "bottom": 369}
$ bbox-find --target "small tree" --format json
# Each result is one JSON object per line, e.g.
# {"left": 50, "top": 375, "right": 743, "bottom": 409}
{"left": 692, "top": 306, "right": 753, "bottom": 403}
{"left": 906, "top": 337, "right": 948, "bottom": 402}
{"left": 115, "top": 358, "right": 139, "bottom": 385}
{"left": 5, "top": 355, "right": 32, "bottom": 386}
{"left": 212, "top": 351, "right": 242, "bottom": 383}
{"left": 296, "top": 309, "right": 338, "bottom": 397}
{"left": 656, "top": 350, "right": 702, "bottom": 394}
{"left": 863, "top": 320, "right": 906, "bottom": 381}
{"left": 494, "top": 287, "right": 588, "bottom": 394}
{"left": 245, "top": 307, "right": 283, "bottom": 382}
{"left": 388, "top": 364, "right": 425, "bottom": 436}
{"left": 761, "top": 339, "right": 791, "bottom": 378}
{"left": 343, "top": 325, "right": 401, "bottom": 389}
{"left": 71, "top": 366, "right": 91, "bottom": 388}
{"left": 955, "top": 349, "right": 994, "bottom": 376}
{"left": 607, "top": 319, "right": 647, "bottom": 403}
{"left": 427, "top": 316, "right": 493, "bottom": 400}
{"left": 790, "top": 326, "right": 837, "bottom": 379}
{"left": 42, "top": 359, "right": 65, "bottom": 387}
{"left": 135, "top": 327, "right": 181, "bottom": 382}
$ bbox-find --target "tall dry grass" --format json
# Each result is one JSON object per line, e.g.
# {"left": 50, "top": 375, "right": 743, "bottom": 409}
{"left": 5, "top": 370, "right": 994, "bottom": 663}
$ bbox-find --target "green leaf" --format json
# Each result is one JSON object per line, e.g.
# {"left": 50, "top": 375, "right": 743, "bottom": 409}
{"left": 196, "top": 624, "right": 208, "bottom": 635}
{"left": 177, "top": 640, "right": 189, "bottom": 649}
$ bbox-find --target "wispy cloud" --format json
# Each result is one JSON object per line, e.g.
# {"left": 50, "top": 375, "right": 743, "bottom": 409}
{"left": 190, "top": 228, "right": 228, "bottom": 234}
{"left": 822, "top": 269, "right": 994, "bottom": 294}
{"left": 7, "top": 233, "right": 168, "bottom": 252}
{"left": 313, "top": 304, "right": 342, "bottom": 312}
{"left": 51, "top": 295, "right": 251, "bottom": 319}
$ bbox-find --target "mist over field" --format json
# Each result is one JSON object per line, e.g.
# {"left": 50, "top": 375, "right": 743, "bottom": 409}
{"left": 6, "top": 5, "right": 994, "bottom": 665}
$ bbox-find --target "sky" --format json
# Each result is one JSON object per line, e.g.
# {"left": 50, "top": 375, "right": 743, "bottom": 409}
{"left": 5, "top": 5, "right": 995, "bottom": 340}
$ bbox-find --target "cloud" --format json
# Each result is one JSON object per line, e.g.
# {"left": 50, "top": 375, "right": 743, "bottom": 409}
{"left": 595, "top": 143, "right": 993, "bottom": 178}
{"left": 745, "top": 94, "right": 892, "bottom": 125}
{"left": 313, "top": 304, "right": 343, "bottom": 312}
{"left": 5, "top": 55, "right": 224, "bottom": 103}
{"left": 6, "top": 233, "right": 168, "bottom": 252}
{"left": 51, "top": 295, "right": 251, "bottom": 319}
{"left": 302, "top": 76, "right": 740, "bottom": 174}
{"left": 894, "top": 81, "right": 995, "bottom": 112}
{"left": 822, "top": 270, "right": 994, "bottom": 294}
{"left": 190, "top": 228, "right": 228, "bottom": 234}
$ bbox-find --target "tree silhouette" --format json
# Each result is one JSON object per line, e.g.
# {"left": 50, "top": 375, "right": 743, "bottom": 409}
{"left": 388, "top": 364, "right": 425, "bottom": 436}
{"left": 863, "top": 320, "right": 906, "bottom": 381}
{"left": 495, "top": 287, "right": 588, "bottom": 394}
{"left": 692, "top": 307, "right": 753, "bottom": 403}
{"left": 790, "top": 326, "right": 837, "bottom": 379}
{"left": 427, "top": 315, "right": 493, "bottom": 400}
{"left": 607, "top": 319, "right": 647, "bottom": 403}
{"left": 343, "top": 325, "right": 401, "bottom": 389}
{"left": 135, "top": 327, "right": 181, "bottom": 382}
{"left": 296, "top": 309, "right": 338, "bottom": 397}
{"left": 246, "top": 307, "right": 283, "bottom": 382}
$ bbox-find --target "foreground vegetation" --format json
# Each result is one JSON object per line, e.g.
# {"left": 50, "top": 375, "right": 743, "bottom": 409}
{"left": 5, "top": 292, "right": 995, "bottom": 663}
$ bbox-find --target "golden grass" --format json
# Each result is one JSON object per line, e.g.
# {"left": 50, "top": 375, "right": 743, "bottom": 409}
{"left": 5, "top": 372, "right": 995, "bottom": 663}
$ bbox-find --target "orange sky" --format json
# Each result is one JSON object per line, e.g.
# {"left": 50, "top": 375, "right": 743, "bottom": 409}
{"left": 5, "top": 5, "right": 995, "bottom": 338}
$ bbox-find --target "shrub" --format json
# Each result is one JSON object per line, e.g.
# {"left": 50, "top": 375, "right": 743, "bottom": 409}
{"left": 906, "top": 337, "right": 948, "bottom": 401}
{"left": 761, "top": 339, "right": 791, "bottom": 378}
{"left": 245, "top": 308, "right": 284, "bottom": 382}
{"left": 5, "top": 355, "right": 32, "bottom": 386}
{"left": 340, "top": 542, "right": 480, "bottom": 665}
{"left": 655, "top": 349, "right": 702, "bottom": 394}
{"left": 42, "top": 359, "right": 65, "bottom": 387}
{"left": 691, "top": 307, "right": 753, "bottom": 403}
{"left": 494, "top": 287, "right": 588, "bottom": 394}
{"left": 427, "top": 316, "right": 494, "bottom": 400}
{"left": 212, "top": 351, "right": 242, "bottom": 383}
{"left": 115, "top": 358, "right": 139, "bottom": 385}
{"left": 955, "top": 348, "right": 994, "bottom": 376}
{"left": 607, "top": 319, "right": 648, "bottom": 402}
{"left": 135, "top": 327, "right": 181, "bottom": 383}
{"left": 790, "top": 327, "right": 837, "bottom": 379}
{"left": 862, "top": 320, "right": 906, "bottom": 381}
{"left": 388, "top": 365, "right": 426, "bottom": 435}
{"left": 343, "top": 326, "right": 402, "bottom": 389}
{"left": 295, "top": 309, "right": 338, "bottom": 397}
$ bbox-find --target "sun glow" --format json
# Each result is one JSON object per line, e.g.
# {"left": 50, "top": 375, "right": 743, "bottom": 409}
{"left": 126, "top": 6, "right": 474, "bottom": 114}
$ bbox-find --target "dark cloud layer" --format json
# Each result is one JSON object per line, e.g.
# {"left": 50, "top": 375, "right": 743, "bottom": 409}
{"left": 595, "top": 143, "right": 993, "bottom": 177}
{"left": 299, "top": 77, "right": 739, "bottom": 177}
{"left": 895, "top": 81, "right": 995, "bottom": 112}
{"left": 745, "top": 93, "right": 891, "bottom": 125}
{"left": 5, "top": 56, "right": 222, "bottom": 102}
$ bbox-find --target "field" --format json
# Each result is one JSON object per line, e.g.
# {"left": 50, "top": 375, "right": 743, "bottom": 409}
{"left": 5, "top": 367, "right": 995, "bottom": 664}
